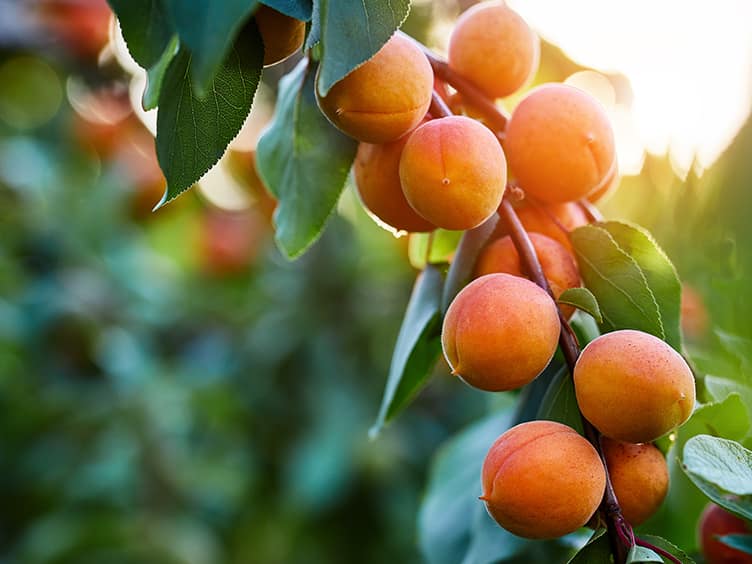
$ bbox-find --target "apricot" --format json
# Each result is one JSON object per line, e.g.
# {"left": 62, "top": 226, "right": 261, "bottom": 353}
{"left": 504, "top": 84, "right": 616, "bottom": 203}
{"left": 474, "top": 233, "right": 580, "bottom": 318}
{"left": 254, "top": 6, "right": 306, "bottom": 67}
{"left": 399, "top": 116, "right": 507, "bottom": 230}
{"left": 317, "top": 34, "right": 433, "bottom": 143}
{"left": 442, "top": 273, "right": 560, "bottom": 391}
{"left": 514, "top": 202, "right": 589, "bottom": 252}
{"left": 574, "top": 330, "right": 696, "bottom": 443}
{"left": 587, "top": 162, "right": 620, "bottom": 203}
{"left": 601, "top": 438, "right": 669, "bottom": 525}
{"left": 681, "top": 284, "right": 709, "bottom": 342}
{"left": 481, "top": 420, "right": 606, "bottom": 539}
{"left": 448, "top": 1, "right": 539, "bottom": 99}
{"left": 699, "top": 503, "right": 752, "bottom": 564}
{"left": 353, "top": 127, "right": 435, "bottom": 234}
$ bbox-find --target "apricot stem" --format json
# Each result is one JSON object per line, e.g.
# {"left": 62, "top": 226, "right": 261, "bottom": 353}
{"left": 499, "top": 198, "right": 632, "bottom": 564}
{"left": 429, "top": 90, "right": 452, "bottom": 119}
{"left": 579, "top": 198, "right": 604, "bottom": 223}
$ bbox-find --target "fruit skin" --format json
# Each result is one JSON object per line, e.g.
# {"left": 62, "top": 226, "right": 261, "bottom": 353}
{"left": 574, "top": 329, "right": 696, "bottom": 443}
{"left": 699, "top": 503, "right": 752, "bottom": 564}
{"left": 442, "top": 273, "right": 560, "bottom": 391}
{"left": 353, "top": 127, "right": 435, "bottom": 234}
{"left": 399, "top": 116, "right": 507, "bottom": 230}
{"left": 254, "top": 6, "right": 306, "bottom": 67}
{"left": 504, "top": 83, "right": 616, "bottom": 203}
{"left": 448, "top": 1, "right": 539, "bottom": 99}
{"left": 681, "top": 284, "right": 709, "bottom": 342}
{"left": 587, "top": 161, "right": 620, "bottom": 203}
{"left": 601, "top": 438, "right": 668, "bottom": 525}
{"left": 482, "top": 420, "right": 606, "bottom": 539}
{"left": 474, "top": 232, "right": 580, "bottom": 318}
{"left": 317, "top": 33, "right": 433, "bottom": 143}
{"left": 200, "top": 210, "right": 268, "bottom": 276}
{"left": 512, "top": 202, "right": 589, "bottom": 253}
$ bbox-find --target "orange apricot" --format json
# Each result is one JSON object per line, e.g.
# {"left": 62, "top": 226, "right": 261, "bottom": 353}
{"left": 399, "top": 116, "right": 507, "bottom": 230}
{"left": 353, "top": 129, "right": 435, "bottom": 234}
{"left": 699, "top": 503, "right": 752, "bottom": 564}
{"left": 474, "top": 233, "right": 580, "bottom": 318}
{"left": 601, "top": 438, "right": 669, "bottom": 525}
{"left": 254, "top": 6, "right": 306, "bottom": 67}
{"left": 587, "top": 161, "right": 620, "bottom": 203}
{"left": 481, "top": 420, "right": 606, "bottom": 539}
{"left": 317, "top": 33, "right": 433, "bottom": 143}
{"left": 442, "top": 273, "right": 560, "bottom": 391}
{"left": 504, "top": 84, "right": 616, "bottom": 203}
{"left": 574, "top": 330, "right": 696, "bottom": 443}
{"left": 448, "top": 1, "right": 539, "bottom": 99}
{"left": 681, "top": 284, "right": 709, "bottom": 342}
{"left": 514, "top": 201, "right": 589, "bottom": 252}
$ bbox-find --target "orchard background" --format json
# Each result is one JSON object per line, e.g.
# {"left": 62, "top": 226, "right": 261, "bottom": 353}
{"left": 1, "top": 0, "right": 752, "bottom": 563}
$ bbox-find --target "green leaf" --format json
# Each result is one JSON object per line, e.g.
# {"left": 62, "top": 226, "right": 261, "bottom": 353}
{"left": 514, "top": 359, "right": 566, "bottom": 425}
{"left": 567, "top": 529, "right": 610, "bottom": 564}
{"left": 108, "top": 0, "right": 174, "bottom": 68}
{"left": 683, "top": 435, "right": 752, "bottom": 495}
{"left": 637, "top": 536, "right": 695, "bottom": 564}
{"left": 142, "top": 36, "right": 179, "bottom": 111}
{"left": 314, "top": 0, "right": 411, "bottom": 96}
{"left": 408, "top": 230, "right": 461, "bottom": 270}
{"left": 600, "top": 221, "right": 682, "bottom": 350}
{"left": 719, "top": 534, "right": 752, "bottom": 555}
{"left": 627, "top": 545, "right": 663, "bottom": 563}
{"left": 369, "top": 265, "right": 443, "bottom": 438}
{"left": 571, "top": 224, "right": 664, "bottom": 339}
{"left": 441, "top": 214, "right": 499, "bottom": 312}
{"left": 705, "top": 374, "right": 752, "bottom": 422}
{"left": 260, "top": 0, "right": 313, "bottom": 20}
{"left": 418, "top": 409, "right": 527, "bottom": 564}
{"left": 536, "top": 366, "right": 584, "bottom": 435}
{"left": 256, "top": 59, "right": 357, "bottom": 258}
{"left": 156, "top": 24, "right": 263, "bottom": 206}
{"left": 558, "top": 287, "right": 602, "bottom": 323}
{"left": 305, "top": 0, "right": 321, "bottom": 49}
{"left": 164, "top": 0, "right": 259, "bottom": 91}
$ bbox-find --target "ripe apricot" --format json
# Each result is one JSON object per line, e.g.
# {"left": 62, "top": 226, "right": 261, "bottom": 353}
{"left": 448, "top": 1, "right": 539, "bottom": 99}
{"left": 574, "top": 330, "right": 696, "bottom": 443}
{"left": 474, "top": 233, "right": 580, "bottom": 318}
{"left": 699, "top": 503, "right": 752, "bottom": 564}
{"left": 513, "top": 202, "right": 589, "bottom": 252}
{"left": 399, "top": 116, "right": 507, "bottom": 230}
{"left": 504, "top": 84, "right": 616, "bottom": 203}
{"left": 442, "top": 273, "right": 560, "bottom": 391}
{"left": 601, "top": 438, "right": 669, "bottom": 525}
{"left": 354, "top": 127, "right": 435, "bottom": 234}
{"left": 255, "top": 6, "right": 306, "bottom": 67}
{"left": 587, "top": 162, "right": 620, "bottom": 203}
{"left": 481, "top": 420, "right": 606, "bottom": 539}
{"left": 317, "top": 34, "right": 433, "bottom": 143}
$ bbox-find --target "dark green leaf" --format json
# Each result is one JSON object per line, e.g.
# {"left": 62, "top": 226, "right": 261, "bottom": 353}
{"left": 558, "top": 287, "right": 602, "bottom": 323}
{"left": 627, "top": 545, "right": 662, "bottom": 563}
{"left": 256, "top": 59, "right": 357, "bottom": 258}
{"left": 514, "top": 359, "right": 565, "bottom": 425}
{"left": 441, "top": 214, "right": 499, "bottom": 312}
{"left": 536, "top": 366, "right": 584, "bottom": 435}
{"left": 683, "top": 435, "right": 752, "bottom": 495}
{"left": 164, "top": 0, "right": 259, "bottom": 91}
{"left": 567, "top": 529, "right": 611, "bottom": 564}
{"left": 572, "top": 224, "right": 664, "bottom": 339}
{"left": 681, "top": 472, "right": 752, "bottom": 522}
{"left": 570, "top": 312, "right": 601, "bottom": 347}
{"left": 305, "top": 0, "right": 321, "bottom": 49}
{"left": 418, "top": 409, "right": 527, "bottom": 564}
{"left": 637, "top": 536, "right": 695, "bottom": 564}
{"left": 142, "top": 36, "right": 179, "bottom": 111}
{"left": 369, "top": 265, "right": 443, "bottom": 438}
{"left": 600, "top": 221, "right": 682, "bottom": 350}
{"left": 156, "top": 24, "right": 263, "bottom": 206}
{"left": 719, "top": 534, "right": 752, "bottom": 555}
{"left": 314, "top": 0, "right": 411, "bottom": 96}
{"left": 108, "top": 0, "right": 174, "bottom": 68}
{"left": 704, "top": 375, "right": 752, "bottom": 422}
{"left": 408, "top": 230, "right": 462, "bottom": 270}
{"left": 260, "top": 0, "right": 312, "bottom": 20}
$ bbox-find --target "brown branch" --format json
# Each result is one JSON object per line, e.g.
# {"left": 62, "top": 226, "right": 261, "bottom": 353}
{"left": 429, "top": 90, "right": 452, "bottom": 119}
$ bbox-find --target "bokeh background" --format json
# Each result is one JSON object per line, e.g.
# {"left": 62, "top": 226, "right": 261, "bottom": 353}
{"left": 1, "top": 1, "right": 751, "bottom": 562}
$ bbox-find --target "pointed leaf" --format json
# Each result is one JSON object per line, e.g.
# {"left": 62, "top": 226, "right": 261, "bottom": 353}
{"left": 637, "top": 536, "right": 695, "bottom": 564}
{"left": 164, "top": 0, "right": 259, "bottom": 91}
{"left": 108, "top": 0, "right": 174, "bottom": 68}
{"left": 571, "top": 224, "right": 664, "bottom": 338}
{"left": 601, "top": 221, "right": 682, "bottom": 350}
{"left": 537, "top": 366, "right": 584, "bottom": 435}
{"left": 558, "top": 287, "right": 602, "bottom": 323}
{"left": 256, "top": 59, "right": 357, "bottom": 258}
{"left": 143, "top": 36, "right": 179, "bottom": 111}
{"left": 719, "top": 534, "right": 752, "bottom": 555}
{"left": 156, "top": 24, "right": 263, "bottom": 205}
{"left": 260, "top": 0, "right": 313, "bottom": 20}
{"left": 314, "top": 0, "right": 411, "bottom": 96}
{"left": 627, "top": 545, "right": 663, "bottom": 563}
{"left": 683, "top": 435, "right": 752, "bottom": 496}
{"left": 567, "top": 529, "right": 610, "bottom": 564}
{"left": 370, "top": 265, "right": 443, "bottom": 437}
